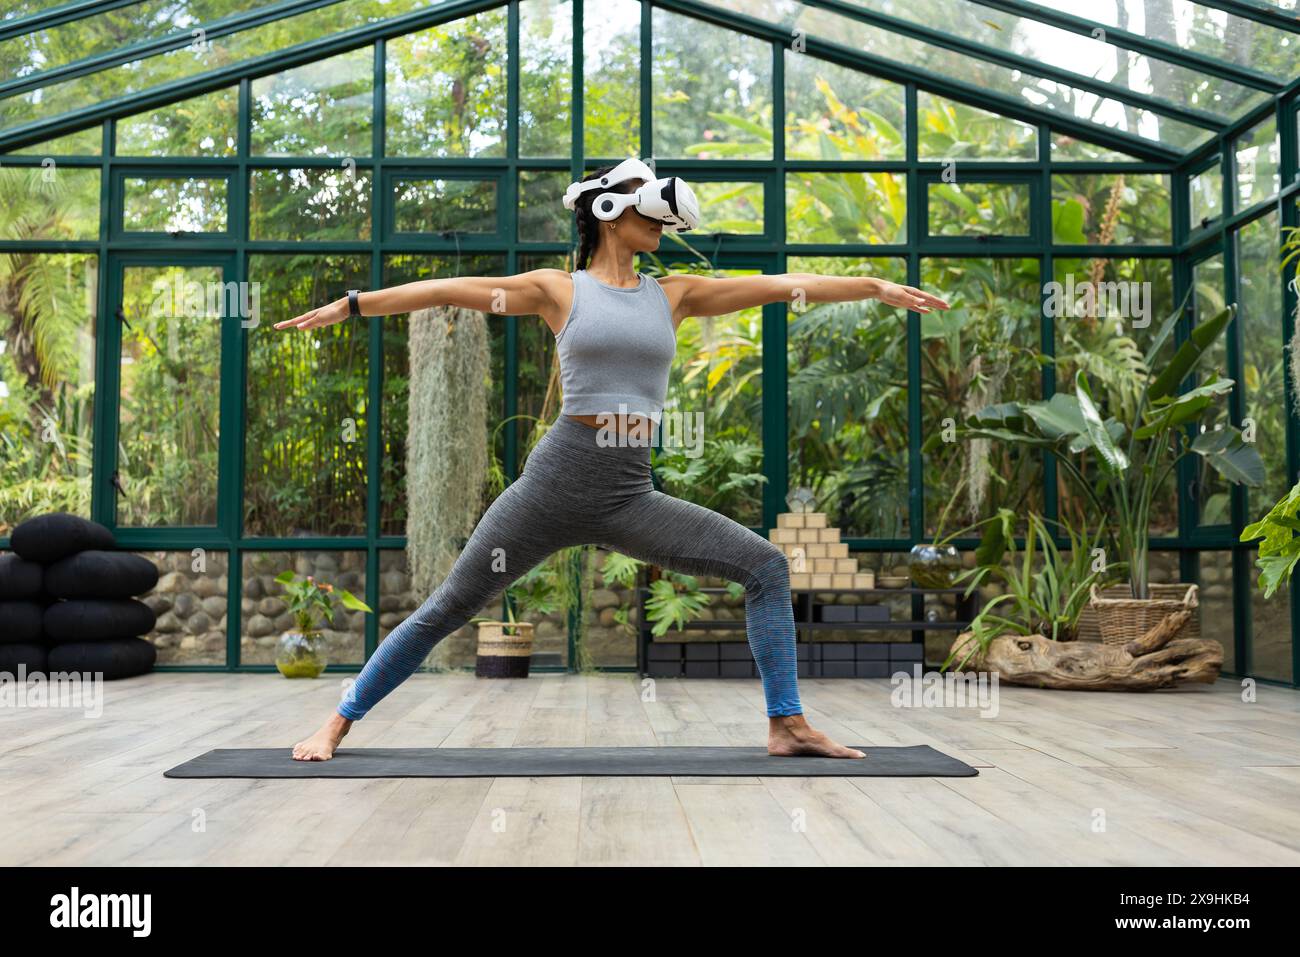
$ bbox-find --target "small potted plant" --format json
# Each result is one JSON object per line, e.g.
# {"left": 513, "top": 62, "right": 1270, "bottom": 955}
{"left": 272, "top": 570, "right": 372, "bottom": 678}
{"left": 470, "top": 559, "right": 563, "bottom": 678}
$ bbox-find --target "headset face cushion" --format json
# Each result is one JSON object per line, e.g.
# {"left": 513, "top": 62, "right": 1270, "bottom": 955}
{"left": 47, "top": 638, "right": 156, "bottom": 681}
{"left": 0, "top": 554, "right": 43, "bottom": 600}
{"left": 0, "top": 602, "right": 45, "bottom": 644}
{"left": 44, "top": 551, "right": 160, "bottom": 600}
{"left": 43, "top": 599, "right": 157, "bottom": 644}
{"left": 0, "top": 643, "right": 47, "bottom": 676}
{"left": 8, "top": 513, "right": 115, "bottom": 564}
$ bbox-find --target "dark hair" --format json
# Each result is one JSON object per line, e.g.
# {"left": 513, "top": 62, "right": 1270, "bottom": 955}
{"left": 572, "top": 164, "right": 639, "bottom": 271}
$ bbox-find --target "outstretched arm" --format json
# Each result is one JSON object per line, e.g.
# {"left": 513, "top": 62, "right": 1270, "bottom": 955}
{"left": 273, "top": 269, "right": 561, "bottom": 331}
{"left": 661, "top": 271, "right": 950, "bottom": 321}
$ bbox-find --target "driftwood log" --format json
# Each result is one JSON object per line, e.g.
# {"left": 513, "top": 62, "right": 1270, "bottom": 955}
{"left": 947, "top": 610, "right": 1223, "bottom": 690}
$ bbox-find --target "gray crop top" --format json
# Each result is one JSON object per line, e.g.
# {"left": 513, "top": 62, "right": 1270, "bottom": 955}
{"left": 554, "top": 269, "right": 676, "bottom": 422}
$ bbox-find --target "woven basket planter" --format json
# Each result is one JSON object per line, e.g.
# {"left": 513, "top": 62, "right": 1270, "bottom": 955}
{"left": 475, "top": 621, "right": 534, "bottom": 678}
{"left": 1088, "top": 583, "right": 1200, "bottom": 647}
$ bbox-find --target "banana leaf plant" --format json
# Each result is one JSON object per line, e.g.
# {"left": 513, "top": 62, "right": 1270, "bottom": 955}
{"left": 934, "top": 296, "right": 1265, "bottom": 599}
{"left": 1240, "top": 478, "right": 1300, "bottom": 599}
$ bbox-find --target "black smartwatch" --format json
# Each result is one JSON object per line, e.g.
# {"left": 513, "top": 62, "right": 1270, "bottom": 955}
{"left": 346, "top": 289, "right": 362, "bottom": 318}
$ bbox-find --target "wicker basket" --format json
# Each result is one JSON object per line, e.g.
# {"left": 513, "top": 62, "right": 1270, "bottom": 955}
{"left": 475, "top": 621, "right": 534, "bottom": 678}
{"left": 1088, "top": 583, "right": 1200, "bottom": 647}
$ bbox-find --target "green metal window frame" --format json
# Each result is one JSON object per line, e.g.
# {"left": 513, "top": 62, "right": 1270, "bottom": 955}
{"left": 0, "top": 0, "right": 1298, "bottom": 685}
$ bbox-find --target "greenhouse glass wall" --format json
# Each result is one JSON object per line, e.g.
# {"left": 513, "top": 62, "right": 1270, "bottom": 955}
{"left": 1, "top": 0, "right": 1297, "bottom": 683}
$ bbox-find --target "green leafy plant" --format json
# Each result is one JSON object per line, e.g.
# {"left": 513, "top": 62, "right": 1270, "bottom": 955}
{"left": 1240, "top": 478, "right": 1300, "bottom": 599}
{"left": 942, "top": 509, "right": 1124, "bottom": 671}
{"left": 939, "top": 292, "right": 1265, "bottom": 598}
{"left": 273, "top": 571, "right": 371, "bottom": 638}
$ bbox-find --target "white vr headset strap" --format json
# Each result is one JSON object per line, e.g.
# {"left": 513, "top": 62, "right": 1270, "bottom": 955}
{"left": 562, "top": 157, "right": 657, "bottom": 211}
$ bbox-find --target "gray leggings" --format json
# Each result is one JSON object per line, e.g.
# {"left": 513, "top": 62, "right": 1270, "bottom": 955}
{"left": 338, "top": 414, "right": 802, "bottom": 719}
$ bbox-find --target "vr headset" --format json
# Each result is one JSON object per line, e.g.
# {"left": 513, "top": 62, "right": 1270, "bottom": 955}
{"left": 562, "top": 157, "right": 701, "bottom": 232}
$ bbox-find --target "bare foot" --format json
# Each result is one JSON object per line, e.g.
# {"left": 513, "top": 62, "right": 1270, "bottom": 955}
{"left": 768, "top": 714, "right": 865, "bottom": 758}
{"left": 292, "top": 712, "right": 352, "bottom": 761}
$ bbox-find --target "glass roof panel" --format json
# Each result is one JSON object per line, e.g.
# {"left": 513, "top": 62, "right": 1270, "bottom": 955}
{"left": 1023, "top": 0, "right": 1298, "bottom": 81}
{"left": 697, "top": 0, "right": 1215, "bottom": 152}
{"left": 1, "top": 2, "right": 84, "bottom": 21}
{"left": 1, "top": 0, "right": 292, "bottom": 79}
{"left": 0, "top": 0, "right": 451, "bottom": 136}
{"left": 842, "top": 0, "right": 1270, "bottom": 122}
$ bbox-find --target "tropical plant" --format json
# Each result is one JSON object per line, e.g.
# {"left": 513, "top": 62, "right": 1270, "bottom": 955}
{"left": 273, "top": 570, "right": 372, "bottom": 638}
{"left": 942, "top": 509, "right": 1124, "bottom": 671}
{"left": 940, "top": 292, "right": 1265, "bottom": 598}
{"left": 1240, "top": 478, "right": 1300, "bottom": 599}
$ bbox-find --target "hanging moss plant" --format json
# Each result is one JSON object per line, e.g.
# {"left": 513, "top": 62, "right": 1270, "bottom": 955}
{"left": 406, "top": 304, "right": 491, "bottom": 670}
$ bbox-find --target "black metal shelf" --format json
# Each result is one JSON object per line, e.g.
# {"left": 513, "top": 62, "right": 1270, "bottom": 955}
{"left": 636, "top": 580, "right": 982, "bottom": 678}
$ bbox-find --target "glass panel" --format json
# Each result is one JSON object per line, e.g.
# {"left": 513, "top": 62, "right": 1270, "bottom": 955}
{"left": 385, "top": 10, "right": 508, "bottom": 159}
{"left": 584, "top": 546, "right": 638, "bottom": 669}
{"left": 1050, "top": 133, "right": 1139, "bottom": 162}
{"left": 251, "top": 48, "right": 373, "bottom": 158}
{"left": 0, "top": 0, "right": 286, "bottom": 77}
{"left": 1190, "top": 161, "right": 1223, "bottom": 228}
{"left": 1197, "top": 549, "right": 1236, "bottom": 672}
{"left": 843, "top": 0, "right": 1267, "bottom": 120}
{"left": 0, "top": 252, "right": 97, "bottom": 533}
{"left": 241, "top": 550, "right": 367, "bottom": 666}
{"left": 123, "top": 176, "right": 229, "bottom": 233}
{"left": 1050, "top": 257, "right": 1177, "bottom": 537}
{"left": 380, "top": 253, "right": 507, "bottom": 537}
{"left": 1250, "top": 552, "right": 1293, "bottom": 684}
{"left": 0, "top": 0, "right": 437, "bottom": 133}
{"left": 786, "top": 172, "right": 906, "bottom": 244}
{"left": 520, "top": 0, "right": 572, "bottom": 158}
{"left": 1028, "top": 0, "right": 1300, "bottom": 82}
{"left": 117, "top": 264, "right": 223, "bottom": 527}
{"left": 518, "top": 170, "right": 571, "bottom": 242}
{"left": 583, "top": 0, "right": 640, "bottom": 158}
{"left": 5, "top": 126, "right": 101, "bottom": 155}
{"left": 1237, "top": 210, "right": 1287, "bottom": 516}
{"left": 1234, "top": 116, "right": 1281, "bottom": 211}
{"left": 787, "top": 255, "right": 909, "bottom": 538}
{"left": 692, "top": 0, "right": 1213, "bottom": 150}
{"left": 657, "top": 264, "right": 764, "bottom": 527}
{"left": 0, "top": 165, "right": 99, "bottom": 240}
{"left": 920, "top": 257, "right": 1042, "bottom": 536}
{"left": 115, "top": 87, "right": 238, "bottom": 157}
{"left": 784, "top": 51, "right": 905, "bottom": 161}
{"left": 249, "top": 167, "right": 371, "bottom": 241}
{"left": 392, "top": 177, "right": 497, "bottom": 235}
{"left": 652, "top": 8, "right": 773, "bottom": 160}
{"left": 244, "top": 253, "right": 369, "bottom": 537}
{"left": 1051, "top": 173, "right": 1172, "bottom": 245}
{"left": 928, "top": 181, "right": 1031, "bottom": 238}
{"left": 1192, "top": 253, "right": 1229, "bottom": 527}
{"left": 917, "top": 92, "right": 1037, "bottom": 161}
{"left": 139, "top": 549, "right": 229, "bottom": 666}
{"left": 694, "top": 180, "right": 763, "bottom": 234}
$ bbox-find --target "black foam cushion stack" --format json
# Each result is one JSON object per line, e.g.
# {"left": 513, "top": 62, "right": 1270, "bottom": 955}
{"left": 0, "top": 553, "right": 43, "bottom": 600}
{"left": 43, "top": 599, "right": 157, "bottom": 645}
{"left": 48, "top": 638, "right": 156, "bottom": 680}
{"left": 0, "top": 643, "right": 47, "bottom": 675}
{"left": 8, "top": 512, "right": 115, "bottom": 564}
{"left": 0, "top": 602, "right": 45, "bottom": 643}
{"left": 44, "top": 551, "right": 160, "bottom": 599}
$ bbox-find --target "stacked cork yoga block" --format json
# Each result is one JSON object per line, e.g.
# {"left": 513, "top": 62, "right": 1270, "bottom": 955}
{"left": 768, "top": 512, "right": 875, "bottom": 590}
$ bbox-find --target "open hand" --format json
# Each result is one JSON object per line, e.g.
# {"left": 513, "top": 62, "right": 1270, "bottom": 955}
{"left": 274, "top": 297, "right": 350, "bottom": 331}
{"left": 874, "top": 281, "right": 950, "bottom": 313}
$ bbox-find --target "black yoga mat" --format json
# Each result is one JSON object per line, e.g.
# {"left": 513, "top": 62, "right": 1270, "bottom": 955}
{"left": 164, "top": 744, "right": 977, "bottom": 778}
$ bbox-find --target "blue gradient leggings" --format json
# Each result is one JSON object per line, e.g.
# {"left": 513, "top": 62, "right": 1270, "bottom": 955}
{"left": 339, "top": 414, "right": 802, "bottom": 720}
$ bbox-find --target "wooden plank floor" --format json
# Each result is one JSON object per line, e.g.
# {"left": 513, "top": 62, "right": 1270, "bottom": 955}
{"left": 2, "top": 672, "right": 1299, "bottom": 866}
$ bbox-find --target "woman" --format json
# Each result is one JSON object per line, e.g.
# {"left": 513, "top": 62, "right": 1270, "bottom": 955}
{"left": 276, "top": 159, "right": 949, "bottom": 761}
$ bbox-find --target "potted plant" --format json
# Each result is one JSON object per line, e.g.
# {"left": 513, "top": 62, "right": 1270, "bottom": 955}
{"left": 941, "top": 294, "right": 1264, "bottom": 644}
{"left": 943, "top": 509, "right": 1222, "bottom": 689}
{"left": 272, "top": 571, "right": 372, "bottom": 678}
{"left": 470, "top": 557, "right": 564, "bottom": 677}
